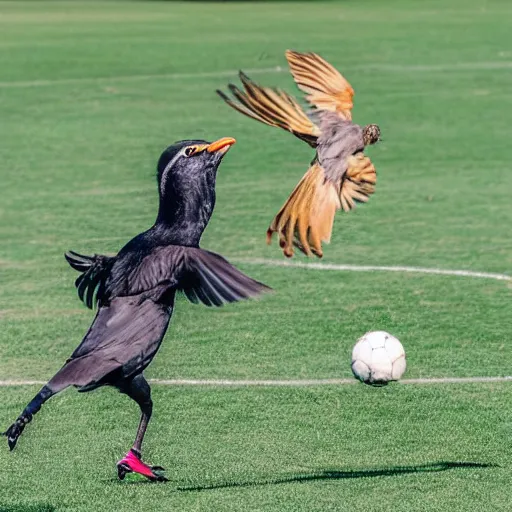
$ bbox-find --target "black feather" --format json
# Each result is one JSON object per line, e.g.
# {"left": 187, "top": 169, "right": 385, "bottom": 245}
{"left": 65, "top": 252, "right": 115, "bottom": 309}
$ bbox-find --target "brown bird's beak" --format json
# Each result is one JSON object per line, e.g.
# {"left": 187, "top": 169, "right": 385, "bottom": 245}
{"left": 206, "top": 137, "right": 236, "bottom": 154}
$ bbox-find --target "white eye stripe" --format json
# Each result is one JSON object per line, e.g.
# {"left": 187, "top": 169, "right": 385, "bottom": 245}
{"left": 159, "top": 147, "right": 188, "bottom": 195}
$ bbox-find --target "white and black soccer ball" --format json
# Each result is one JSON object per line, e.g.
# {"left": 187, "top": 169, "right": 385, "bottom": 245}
{"left": 351, "top": 331, "right": 406, "bottom": 385}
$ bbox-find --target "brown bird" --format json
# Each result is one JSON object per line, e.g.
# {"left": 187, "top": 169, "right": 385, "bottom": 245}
{"left": 217, "top": 50, "right": 381, "bottom": 258}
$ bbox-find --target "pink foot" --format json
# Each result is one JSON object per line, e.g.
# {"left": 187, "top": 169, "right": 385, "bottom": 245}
{"left": 117, "top": 449, "right": 168, "bottom": 482}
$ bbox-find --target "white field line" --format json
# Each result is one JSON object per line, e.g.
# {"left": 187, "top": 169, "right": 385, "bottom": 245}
{"left": 361, "top": 61, "right": 512, "bottom": 72}
{"left": 1, "top": 61, "right": 511, "bottom": 88}
{"left": 236, "top": 258, "right": 512, "bottom": 282}
{"left": 149, "top": 376, "right": 512, "bottom": 386}
{"left": 1, "top": 376, "right": 512, "bottom": 387}
{"left": 1, "top": 261, "right": 509, "bottom": 388}
{"left": 0, "top": 66, "right": 284, "bottom": 88}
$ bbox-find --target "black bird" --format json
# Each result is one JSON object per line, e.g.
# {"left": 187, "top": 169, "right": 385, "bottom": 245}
{"left": 3, "top": 137, "right": 270, "bottom": 482}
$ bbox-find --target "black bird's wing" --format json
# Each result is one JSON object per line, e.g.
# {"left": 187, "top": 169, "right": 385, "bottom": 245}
{"left": 127, "top": 246, "right": 271, "bottom": 307}
{"left": 65, "top": 250, "right": 115, "bottom": 309}
{"left": 48, "top": 246, "right": 270, "bottom": 392}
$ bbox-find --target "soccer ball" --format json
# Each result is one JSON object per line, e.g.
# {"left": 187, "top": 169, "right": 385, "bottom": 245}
{"left": 351, "top": 331, "right": 406, "bottom": 385}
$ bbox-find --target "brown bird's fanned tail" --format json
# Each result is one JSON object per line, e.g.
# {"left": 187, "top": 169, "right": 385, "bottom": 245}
{"left": 340, "top": 153, "right": 377, "bottom": 212}
{"left": 267, "top": 162, "right": 340, "bottom": 258}
{"left": 216, "top": 72, "right": 320, "bottom": 146}
{"left": 285, "top": 50, "right": 355, "bottom": 120}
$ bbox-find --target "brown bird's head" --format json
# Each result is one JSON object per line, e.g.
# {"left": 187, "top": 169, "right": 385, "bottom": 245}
{"left": 362, "top": 124, "right": 381, "bottom": 146}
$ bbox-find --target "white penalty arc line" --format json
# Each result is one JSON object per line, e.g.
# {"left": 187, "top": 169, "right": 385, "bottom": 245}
{"left": 1, "top": 376, "right": 512, "bottom": 387}
{"left": 1, "top": 261, "right": 509, "bottom": 389}
{"left": 1, "top": 61, "right": 511, "bottom": 88}
{"left": 236, "top": 258, "right": 512, "bottom": 282}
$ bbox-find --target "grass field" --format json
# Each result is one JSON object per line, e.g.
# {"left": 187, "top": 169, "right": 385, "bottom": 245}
{"left": 1, "top": 0, "right": 512, "bottom": 510}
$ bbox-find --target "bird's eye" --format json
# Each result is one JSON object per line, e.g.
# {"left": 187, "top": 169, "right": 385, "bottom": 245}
{"left": 184, "top": 146, "right": 197, "bottom": 157}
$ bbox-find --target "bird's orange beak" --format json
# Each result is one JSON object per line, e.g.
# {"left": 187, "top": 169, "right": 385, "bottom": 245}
{"left": 206, "top": 137, "right": 236, "bottom": 154}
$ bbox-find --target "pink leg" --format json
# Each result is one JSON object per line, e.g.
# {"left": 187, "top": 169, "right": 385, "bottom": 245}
{"left": 116, "top": 374, "right": 167, "bottom": 482}
{"left": 117, "top": 449, "right": 167, "bottom": 482}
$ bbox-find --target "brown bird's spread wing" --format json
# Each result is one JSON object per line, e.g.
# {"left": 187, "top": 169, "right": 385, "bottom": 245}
{"left": 129, "top": 246, "right": 271, "bottom": 307}
{"left": 286, "top": 50, "right": 355, "bottom": 121}
{"left": 217, "top": 71, "right": 320, "bottom": 146}
{"left": 267, "top": 161, "right": 341, "bottom": 258}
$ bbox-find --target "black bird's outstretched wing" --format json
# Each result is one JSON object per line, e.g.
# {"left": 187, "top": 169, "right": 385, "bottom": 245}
{"left": 65, "top": 251, "right": 115, "bottom": 309}
{"left": 126, "top": 246, "right": 271, "bottom": 307}
{"left": 178, "top": 248, "right": 272, "bottom": 306}
{"left": 48, "top": 246, "right": 270, "bottom": 392}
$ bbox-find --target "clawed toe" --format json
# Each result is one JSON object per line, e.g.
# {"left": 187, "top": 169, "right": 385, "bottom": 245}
{"left": 3, "top": 422, "right": 23, "bottom": 451}
{"left": 117, "top": 462, "right": 131, "bottom": 480}
{"left": 149, "top": 469, "right": 168, "bottom": 482}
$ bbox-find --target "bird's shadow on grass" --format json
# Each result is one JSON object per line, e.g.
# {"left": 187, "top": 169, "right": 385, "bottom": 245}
{"left": 174, "top": 461, "right": 496, "bottom": 492}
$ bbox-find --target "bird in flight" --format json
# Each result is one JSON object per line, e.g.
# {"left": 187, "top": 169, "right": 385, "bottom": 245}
{"left": 217, "top": 50, "right": 381, "bottom": 258}
{"left": 3, "top": 137, "right": 270, "bottom": 482}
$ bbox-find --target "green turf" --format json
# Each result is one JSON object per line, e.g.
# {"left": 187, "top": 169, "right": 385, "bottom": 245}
{"left": 1, "top": 0, "right": 511, "bottom": 510}
{"left": 1, "top": 383, "right": 511, "bottom": 512}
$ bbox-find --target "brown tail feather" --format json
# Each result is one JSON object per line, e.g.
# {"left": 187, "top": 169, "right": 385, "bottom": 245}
{"left": 267, "top": 163, "right": 340, "bottom": 258}
{"left": 339, "top": 153, "right": 377, "bottom": 212}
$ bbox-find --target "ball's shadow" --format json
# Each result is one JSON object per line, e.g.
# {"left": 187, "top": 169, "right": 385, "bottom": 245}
{"left": 175, "top": 461, "right": 495, "bottom": 492}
